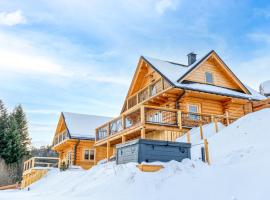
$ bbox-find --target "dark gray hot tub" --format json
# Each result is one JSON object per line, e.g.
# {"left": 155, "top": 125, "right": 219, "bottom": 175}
{"left": 116, "top": 139, "right": 191, "bottom": 165}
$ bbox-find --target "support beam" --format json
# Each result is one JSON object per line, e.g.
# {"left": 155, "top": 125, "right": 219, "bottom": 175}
{"left": 141, "top": 106, "right": 145, "bottom": 125}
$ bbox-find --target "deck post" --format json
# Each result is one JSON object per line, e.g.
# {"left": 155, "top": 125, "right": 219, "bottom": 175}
{"left": 204, "top": 139, "right": 210, "bottom": 165}
{"left": 141, "top": 106, "right": 145, "bottom": 125}
{"left": 199, "top": 123, "right": 204, "bottom": 140}
{"left": 225, "top": 111, "right": 230, "bottom": 125}
{"left": 122, "top": 135, "right": 126, "bottom": 143}
{"left": 177, "top": 111, "right": 182, "bottom": 129}
{"left": 107, "top": 141, "right": 110, "bottom": 161}
{"left": 141, "top": 127, "right": 146, "bottom": 139}
{"left": 186, "top": 131, "right": 191, "bottom": 143}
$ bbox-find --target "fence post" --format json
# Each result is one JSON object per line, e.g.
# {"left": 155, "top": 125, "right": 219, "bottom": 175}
{"left": 204, "top": 139, "right": 210, "bottom": 165}
{"left": 177, "top": 111, "right": 182, "bottom": 130}
{"left": 186, "top": 131, "right": 191, "bottom": 143}
{"left": 199, "top": 123, "right": 204, "bottom": 140}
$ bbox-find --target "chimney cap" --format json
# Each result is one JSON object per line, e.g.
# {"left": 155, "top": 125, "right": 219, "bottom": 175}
{"left": 187, "top": 52, "right": 197, "bottom": 65}
{"left": 187, "top": 52, "right": 197, "bottom": 56}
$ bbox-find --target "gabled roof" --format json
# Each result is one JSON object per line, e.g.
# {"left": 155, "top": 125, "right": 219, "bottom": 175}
{"left": 142, "top": 50, "right": 265, "bottom": 101}
{"left": 62, "top": 112, "right": 112, "bottom": 140}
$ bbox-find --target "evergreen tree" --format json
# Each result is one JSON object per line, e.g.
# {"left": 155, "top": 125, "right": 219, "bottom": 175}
{"left": 0, "top": 100, "right": 8, "bottom": 157}
{"left": 12, "top": 105, "right": 31, "bottom": 156}
{"left": 1, "top": 116, "right": 23, "bottom": 164}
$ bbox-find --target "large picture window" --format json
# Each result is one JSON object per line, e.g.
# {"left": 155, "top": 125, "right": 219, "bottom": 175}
{"left": 84, "top": 149, "right": 95, "bottom": 160}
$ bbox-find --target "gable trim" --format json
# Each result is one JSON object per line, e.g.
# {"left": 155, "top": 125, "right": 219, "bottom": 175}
{"left": 61, "top": 112, "right": 72, "bottom": 139}
{"left": 177, "top": 50, "right": 251, "bottom": 95}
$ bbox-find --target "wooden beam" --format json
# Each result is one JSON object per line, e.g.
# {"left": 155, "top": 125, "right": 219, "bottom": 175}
{"left": 141, "top": 128, "right": 146, "bottom": 139}
{"left": 141, "top": 106, "right": 145, "bottom": 125}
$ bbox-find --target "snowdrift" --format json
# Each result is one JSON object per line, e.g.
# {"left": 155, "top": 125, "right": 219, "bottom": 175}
{"left": 1, "top": 109, "right": 270, "bottom": 200}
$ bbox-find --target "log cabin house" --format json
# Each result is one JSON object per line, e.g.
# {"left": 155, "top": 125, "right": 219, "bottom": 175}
{"left": 94, "top": 50, "right": 266, "bottom": 163}
{"left": 52, "top": 112, "right": 111, "bottom": 169}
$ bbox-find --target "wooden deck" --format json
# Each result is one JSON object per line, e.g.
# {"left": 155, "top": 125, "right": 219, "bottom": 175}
{"left": 21, "top": 157, "right": 59, "bottom": 188}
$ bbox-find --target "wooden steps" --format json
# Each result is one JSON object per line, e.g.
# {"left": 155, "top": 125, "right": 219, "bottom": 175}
{"left": 137, "top": 164, "right": 164, "bottom": 172}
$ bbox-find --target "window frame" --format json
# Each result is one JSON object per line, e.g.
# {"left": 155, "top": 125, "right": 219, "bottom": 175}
{"left": 84, "top": 149, "right": 95, "bottom": 161}
{"left": 187, "top": 104, "right": 201, "bottom": 121}
{"left": 205, "top": 71, "right": 214, "bottom": 84}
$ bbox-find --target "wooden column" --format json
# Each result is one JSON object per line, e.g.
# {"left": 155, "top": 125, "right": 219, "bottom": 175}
{"left": 122, "top": 135, "right": 126, "bottom": 143}
{"left": 199, "top": 123, "right": 204, "bottom": 140}
{"left": 177, "top": 111, "right": 182, "bottom": 129}
{"left": 141, "top": 128, "right": 146, "bottom": 139}
{"left": 141, "top": 106, "right": 145, "bottom": 125}
{"left": 225, "top": 111, "right": 230, "bottom": 125}
{"left": 107, "top": 141, "right": 110, "bottom": 161}
{"left": 186, "top": 131, "right": 191, "bottom": 143}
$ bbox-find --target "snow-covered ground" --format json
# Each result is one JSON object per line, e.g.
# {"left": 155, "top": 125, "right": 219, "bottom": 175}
{"left": 1, "top": 109, "right": 270, "bottom": 200}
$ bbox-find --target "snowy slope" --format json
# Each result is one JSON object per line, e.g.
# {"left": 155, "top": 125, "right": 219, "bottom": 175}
{"left": 1, "top": 109, "right": 270, "bottom": 200}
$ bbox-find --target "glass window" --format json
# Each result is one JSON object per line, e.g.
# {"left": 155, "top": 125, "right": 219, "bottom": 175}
{"left": 205, "top": 72, "right": 214, "bottom": 84}
{"left": 90, "top": 150, "right": 95, "bottom": 160}
{"left": 188, "top": 105, "right": 199, "bottom": 120}
{"left": 84, "top": 149, "right": 95, "bottom": 160}
{"left": 84, "top": 150, "right": 89, "bottom": 160}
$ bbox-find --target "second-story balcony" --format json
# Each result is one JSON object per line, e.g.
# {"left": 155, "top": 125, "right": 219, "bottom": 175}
{"left": 95, "top": 105, "right": 238, "bottom": 145}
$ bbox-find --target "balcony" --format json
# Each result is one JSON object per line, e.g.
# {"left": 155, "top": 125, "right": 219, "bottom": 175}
{"left": 125, "top": 78, "right": 171, "bottom": 111}
{"left": 96, "top": 105, "right": 238, "bottom": 143}
{"left": 53, "top": 130, "right": 68, "bottom": 147}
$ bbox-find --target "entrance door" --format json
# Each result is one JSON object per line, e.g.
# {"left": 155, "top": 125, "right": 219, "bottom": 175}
{"left": 67, "top": 151, "right": 73, "bottom": 166}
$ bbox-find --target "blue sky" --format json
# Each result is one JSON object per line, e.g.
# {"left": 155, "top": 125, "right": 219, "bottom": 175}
{"left": 0, "top": 0, "right": 269, "bottom": 147}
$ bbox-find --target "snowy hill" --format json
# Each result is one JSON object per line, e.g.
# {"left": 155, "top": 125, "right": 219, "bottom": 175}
{"left": 1, "top": 109, "right": 270, "bottom": 200}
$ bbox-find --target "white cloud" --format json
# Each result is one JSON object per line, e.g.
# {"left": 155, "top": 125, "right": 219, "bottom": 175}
{"left": 248, "top": 32, "right": 270, "bottom": 45}
{"left": 155, "top": 0, "right": 179, "bottom": 14}
{"left": 0, "top": 10, "right": 26, "bottom": 26}
{"left": 0, "top": 48, "right": 73, "bottom": 77}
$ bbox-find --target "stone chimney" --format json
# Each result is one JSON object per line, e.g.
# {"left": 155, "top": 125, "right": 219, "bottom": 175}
{"left": 187, "top": 52, "right": 197, "bottom": 65}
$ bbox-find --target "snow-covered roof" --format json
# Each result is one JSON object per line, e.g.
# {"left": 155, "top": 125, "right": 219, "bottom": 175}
{"left": 62, "top": 112, "right": 112, "bottom": 140}
{"left": 260, "top": 80, "right": 270, "bottom": 96}
{"left": 143, "top": 51, "right": 265, "bottom": 101}
{"left": 175, "top": 83, "right": 266, "bottom": 101}
{"left": 143, "top": 54, "right": 206, "bottom": 85}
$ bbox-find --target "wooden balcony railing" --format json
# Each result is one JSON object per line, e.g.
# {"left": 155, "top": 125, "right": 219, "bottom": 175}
{"left": 53, "top": 130, "right": 68, "bottom": 146}
{"left": 23, "top": 157, "right": 59, "bottom": 174}
{"left": 180, "top": 112, "right": 238, "bottom": 128}
{"left": 96, "top": 105, "right": 238, "bottom": 141}
{"left": 126, "top": 78, "right": 171, "bottom": 110}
